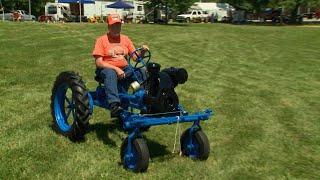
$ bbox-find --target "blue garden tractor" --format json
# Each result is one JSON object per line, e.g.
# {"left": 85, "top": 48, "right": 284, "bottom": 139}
{"left": 50, "top": 48, "right": 213, "bottom": 172}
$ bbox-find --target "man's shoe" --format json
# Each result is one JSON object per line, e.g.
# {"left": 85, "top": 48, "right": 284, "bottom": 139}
{"left": 110, "top": 102, "right": 123, "bottom": 118}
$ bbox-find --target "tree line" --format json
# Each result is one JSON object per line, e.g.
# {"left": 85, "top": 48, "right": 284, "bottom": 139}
{"left": 146, "top": 0, "right": 320, "bottom": 23}
{"left": 0, "top": 0, "right": 54, "bottom": 17}
{"left": 1, "top": 0, "right": 319, "bottom": 22}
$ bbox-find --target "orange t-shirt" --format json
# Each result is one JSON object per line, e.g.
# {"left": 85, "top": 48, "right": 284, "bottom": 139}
{"left": 92, "top": 34, "right": 135, "bottom": 68}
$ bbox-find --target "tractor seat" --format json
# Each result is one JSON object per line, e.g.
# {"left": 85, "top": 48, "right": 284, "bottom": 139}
{"left": 94, "top": 68, "right": 104, "bottom": 84}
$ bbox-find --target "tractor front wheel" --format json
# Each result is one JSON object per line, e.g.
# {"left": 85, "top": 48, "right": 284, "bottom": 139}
{"left": 120, "top": 137, "right": 150, "bottom": 172}
{"left": 180, "top": 129, "right": 210, "bottom": 160}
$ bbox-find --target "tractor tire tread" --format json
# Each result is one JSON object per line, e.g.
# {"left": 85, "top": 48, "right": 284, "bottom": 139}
{"left": 50, "top": 71, "right": 91, "bottom": 141}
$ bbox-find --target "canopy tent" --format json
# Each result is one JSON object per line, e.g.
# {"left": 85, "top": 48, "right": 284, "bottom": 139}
{"left": 106, "top": 0, "right": 134, "bottom": 9}
{"left": 58, "top": 0, "right": 95, "bottom": 22}
{"left": 58, "top": 0, "right": 94, "bottom": 3}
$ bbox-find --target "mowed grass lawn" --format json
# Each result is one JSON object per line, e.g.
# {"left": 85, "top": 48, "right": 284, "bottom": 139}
{"left": 0, "top": 22, "right": 319, "bottom": 179}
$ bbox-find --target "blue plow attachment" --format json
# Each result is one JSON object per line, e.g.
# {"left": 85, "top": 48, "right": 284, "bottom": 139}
{"left": 121, "top": 109, "right": 213, "bottom": 130}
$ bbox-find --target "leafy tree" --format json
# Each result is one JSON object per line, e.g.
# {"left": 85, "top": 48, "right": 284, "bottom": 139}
{"left": 146, "top": 0, "right": 198, "bottom": 14}
{"left": 1, "top": 0, "right": 54, "bottom": 17}
{"left": 222, "top": 0, "right": 320, "bottom": 23}
{"left": 268, "top": 0, "right": 320, "bottom": 22}
{"left": 31, "top": 0, "right": 54, "bottom": 17}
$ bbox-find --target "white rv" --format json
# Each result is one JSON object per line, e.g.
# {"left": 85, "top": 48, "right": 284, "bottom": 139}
{"left": 45, "top": 2, "right": 71, "bottom": 21}
{"left": 83, "top": 0, "right": 145, "bottom": 22}
{"left": 193, "top": 2, "right": 234, "bottom": 21}
{"left": 128, "top": 1, "right": 145, "bottom": 22}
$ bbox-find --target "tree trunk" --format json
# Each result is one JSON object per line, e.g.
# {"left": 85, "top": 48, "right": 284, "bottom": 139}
{"left": 290, "top": 3, "right": 300, "bottom": 24}
{"left": 279, "top": 15, "right": 284, "bottom": 25}
{"left": 165, "top": 1, "right": 168, "bottom": 24}
{"left": 279, "top": 7, "right": 284, "bottom": 25}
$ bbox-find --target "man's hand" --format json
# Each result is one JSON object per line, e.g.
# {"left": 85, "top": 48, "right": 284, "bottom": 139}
{"left": 141, "top": 45, "right": 149, "bottom": 51}
{"left": 115, "top": 67, "right": 125, "bottom": 79}
{"left": 95, "top": 56, "right": 125, "bottom": 79}
{"left": 140, "top": 45, "right": 149, "bottom": 57}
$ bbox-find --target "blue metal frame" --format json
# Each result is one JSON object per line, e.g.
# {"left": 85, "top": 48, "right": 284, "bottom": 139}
{"left": 123, "top": 129, "right": 142, "bottom": 170}
{"left": 87, "top": 85, "right": 213, "bottom": 131}
{"left": 120, "top": 109, "right": 212, "bottom": 130}
{"left": 185, "top": 123, "right": 202, "bottom": 158}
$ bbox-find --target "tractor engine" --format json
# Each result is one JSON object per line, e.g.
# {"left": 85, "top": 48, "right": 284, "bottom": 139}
{"left": 143, "top": 63, "right": 188, "bottom": 114}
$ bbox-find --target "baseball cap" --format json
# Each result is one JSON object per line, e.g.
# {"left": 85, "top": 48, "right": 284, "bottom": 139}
{"left": 107, "top": 14, "right": 121, "bottom": 25}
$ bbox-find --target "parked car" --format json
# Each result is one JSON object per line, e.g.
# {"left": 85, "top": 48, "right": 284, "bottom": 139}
{"left": 316, "top": 10, "right": 320, "bottom": 19}
{"left": 3, "top": 10, "right": 36, "bottom": 21}
{"left": 176, "top": 10, "right": 209, "bottom": 23}
{"left": 193, "top": 2, "right": 234, "bottom": 22}
{"left": 263, "top": 8, "right": 305, "bottom": 23}
{"left": 3, "top": 10, "right": 13, "bottom": 20}
{"left": 303, "top": 10, "right": 320, "bottom": 19}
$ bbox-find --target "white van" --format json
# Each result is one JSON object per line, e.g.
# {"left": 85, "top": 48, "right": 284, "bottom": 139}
{"left": 127, "top": 1, "right": 145, "bottom": 23}
{"left": 193, "top": 2, "right": 234, "bottom": 21}
{"left": 45, "top": 3, "right": 71, "bottom": 21}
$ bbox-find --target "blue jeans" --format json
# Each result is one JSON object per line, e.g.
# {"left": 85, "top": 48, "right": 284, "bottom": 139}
{"left": 98, "top": 66, "right": 136, "bottom": 105}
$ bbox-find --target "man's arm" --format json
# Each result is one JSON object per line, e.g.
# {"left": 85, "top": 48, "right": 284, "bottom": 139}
{"left": 126, "top": 36, "right": 149, "bottom": 61}
{"left": 95, "top": 56, "right": 125, "bottom": 79}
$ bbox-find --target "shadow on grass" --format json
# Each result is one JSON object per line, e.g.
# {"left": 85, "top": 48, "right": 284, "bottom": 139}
{"left": 164, "top": 23, "right": 190, "bottom": 27}
{"left": 145, "top": 137, "right": 172, "bottom": 160}
{"left": 50, "top": 118, "right": 173, "bottom": 159}
{"left": 88, "top": 120, "right": 123, "bottom": 147}
{"left": 49, "top": 123, "right": 88, "bottom": 143}
{"left": 89, "top": 120, "right": 172, "bottom": 160}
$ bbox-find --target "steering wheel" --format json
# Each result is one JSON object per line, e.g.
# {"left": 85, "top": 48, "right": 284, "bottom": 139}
{"left": 128, "top": 48, "right": 151, "bottom": 69}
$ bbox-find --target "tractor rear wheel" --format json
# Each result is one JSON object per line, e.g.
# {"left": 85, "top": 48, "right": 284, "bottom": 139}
{"left": 50, "top": 71, "right": 91, "bottom": 141}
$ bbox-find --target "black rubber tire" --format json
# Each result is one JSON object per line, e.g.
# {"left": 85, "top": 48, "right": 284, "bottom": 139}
{"left": 180, "top": 129, "right": 210, "bottom": 160}
{"left": 120, "top": 137, "right": 150, "bottom": 172}
{"left": 50, "top": 71, "right": 91, "bottom": 141}
{"left": 186, "top": 18, "right": 191, "bottom": 23}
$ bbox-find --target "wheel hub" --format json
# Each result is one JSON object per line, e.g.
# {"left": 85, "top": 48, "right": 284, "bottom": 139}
{"left": 124, "top": 152, "right": 136, "bottom": 169}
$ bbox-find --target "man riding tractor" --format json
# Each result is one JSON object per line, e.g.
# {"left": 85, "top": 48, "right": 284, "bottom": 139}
{"left": 92, "top": 14, "right": 149, "bottom": 118}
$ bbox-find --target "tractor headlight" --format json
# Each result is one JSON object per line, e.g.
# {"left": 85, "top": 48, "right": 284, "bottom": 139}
{"left": 128, "top": 81, "right": 141, "bottom": 94}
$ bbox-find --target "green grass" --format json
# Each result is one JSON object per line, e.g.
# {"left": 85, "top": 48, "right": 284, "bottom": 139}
{"left": 0, "top": 22, "right": 319, "bottom": 179}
